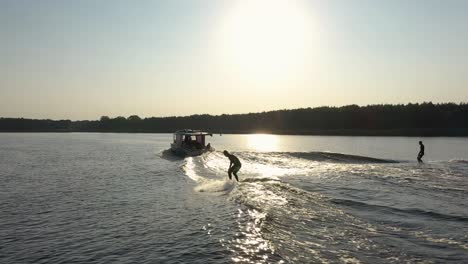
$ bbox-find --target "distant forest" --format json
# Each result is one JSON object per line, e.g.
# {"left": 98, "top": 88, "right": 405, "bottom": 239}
{"left": 1, "top": 103, "right": 468, "bottom": 136}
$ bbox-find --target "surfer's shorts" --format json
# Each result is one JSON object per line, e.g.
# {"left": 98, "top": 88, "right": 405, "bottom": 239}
{"left": 229, "top": 164, "right": 241, "bottom": 174}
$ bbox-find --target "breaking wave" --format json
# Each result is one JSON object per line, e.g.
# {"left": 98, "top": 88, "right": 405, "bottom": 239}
{"left": 449, "top": 159, "right": 468, "bottom": 164}
{"left": 194, "top": 179, "right": 236, "bottom": 193}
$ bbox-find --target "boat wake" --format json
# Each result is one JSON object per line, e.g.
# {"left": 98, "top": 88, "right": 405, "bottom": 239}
{"left": 159, "top": 149, "right": 184, "bottom": 161}
{"left": 286, "top": 151, "right": 398, "bottom": 163}
{"left": 449, "top": 158, "right": 468, "bottom": 164}
{"left": 194, "top": 179, "right": 236, "bottom": 193}
{"left": 180, "top": 151, "right": 468, "bottom": 262}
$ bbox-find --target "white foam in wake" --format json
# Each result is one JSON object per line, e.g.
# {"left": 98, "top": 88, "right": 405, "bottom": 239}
{"left": 195, "top": 179, "right": 236, "bottom": 193}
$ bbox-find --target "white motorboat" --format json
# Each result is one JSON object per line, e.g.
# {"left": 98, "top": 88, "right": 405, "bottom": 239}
{"left": 170, "top": 129, "right": 214, "bottom": 157}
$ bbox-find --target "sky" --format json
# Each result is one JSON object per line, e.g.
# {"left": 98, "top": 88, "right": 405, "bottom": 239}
{"left": 1, "top": 0, "right": 467, "bottom": 120}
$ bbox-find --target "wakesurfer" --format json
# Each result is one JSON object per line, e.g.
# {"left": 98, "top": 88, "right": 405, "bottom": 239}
{"left": 417, "top": 141, "right": 425, "bottom": 162}
{"left": 223, "top": 150, "right": 241, "bottom": 182}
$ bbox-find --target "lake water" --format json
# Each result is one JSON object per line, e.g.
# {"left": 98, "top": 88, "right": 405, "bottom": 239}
{"left": 1, "top": 133, "right": 467, "bottom": 263}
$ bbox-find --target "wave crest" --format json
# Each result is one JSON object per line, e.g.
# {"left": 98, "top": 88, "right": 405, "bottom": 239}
{"left": 285, "top": 151, "right": 397, "bottom": 163}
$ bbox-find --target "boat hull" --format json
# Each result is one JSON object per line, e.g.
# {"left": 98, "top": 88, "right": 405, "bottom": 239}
{"left": 170, "top": 144, "right": 214, "bottom": 157}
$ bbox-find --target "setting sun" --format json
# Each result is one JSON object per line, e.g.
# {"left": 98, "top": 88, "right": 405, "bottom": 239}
{"left": 217, "top": 0, "right": 314, "bottom": 80}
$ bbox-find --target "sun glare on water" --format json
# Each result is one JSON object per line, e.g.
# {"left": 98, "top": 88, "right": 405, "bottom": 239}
{"left": 217, "top": 0, "right": 314, "bottom": 80}
{"left": 246, "top": 134, "right": 279, "bottom": 152}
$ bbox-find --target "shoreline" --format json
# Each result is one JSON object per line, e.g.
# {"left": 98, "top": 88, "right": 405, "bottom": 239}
{"left": 1, "top": 128, "right": 468, "bottom": 137}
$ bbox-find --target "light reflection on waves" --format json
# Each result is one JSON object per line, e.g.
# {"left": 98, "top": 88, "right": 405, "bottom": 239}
{"left": 193, "top": 151, "right": 313, "bottom": 180}
{"left": 184, "top": 151, "right": 382, "bottom": 262}
{"left": 229, "top": 180, "right": 452, "bottom": 263}
{"left": 185, "top": 151, "right": 468, "bottom": 263}
{"left": 183, "top": 155, "right": 237, "bottom": 193}
{"left": 223, "top": 208, "right": 284, "bottom": 264}
{"left": 183, "top": 153, "right": 286, "bottom": 262}
{"left": 184, "top": 150, "right": 396, "bottom": 183}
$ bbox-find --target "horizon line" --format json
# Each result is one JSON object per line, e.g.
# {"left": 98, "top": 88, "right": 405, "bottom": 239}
{"left": 1, "top": 101, "right": 467, "bottom": 122}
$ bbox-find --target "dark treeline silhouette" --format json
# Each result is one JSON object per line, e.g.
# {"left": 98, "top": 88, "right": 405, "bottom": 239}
{"left": 1, "top": 103, "right": 468, "bottom": 136}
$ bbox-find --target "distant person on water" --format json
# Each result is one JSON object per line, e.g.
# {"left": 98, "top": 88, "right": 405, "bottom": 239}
{"left": 417, "top": 141, "right": 425, "bottom": 162}
{"left": 223, "top": 150, "right": 241, "bottom": 182}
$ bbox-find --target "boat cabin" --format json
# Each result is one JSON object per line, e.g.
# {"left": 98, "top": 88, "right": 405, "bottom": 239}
{"left": 171, "top": 129, "right": 213, "bottom": 156}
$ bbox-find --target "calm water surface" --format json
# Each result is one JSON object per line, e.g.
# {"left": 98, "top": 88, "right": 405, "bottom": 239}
{"left": 1, "top": 133, "right": 467, "bottom": 263}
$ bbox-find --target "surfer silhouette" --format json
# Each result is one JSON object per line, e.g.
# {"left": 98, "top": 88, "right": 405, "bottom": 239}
{"left": 417, "top": 141, "right": 425, "bottom": 162}
{"left": 223, "top": 150, "right": 241, "bottom": 182}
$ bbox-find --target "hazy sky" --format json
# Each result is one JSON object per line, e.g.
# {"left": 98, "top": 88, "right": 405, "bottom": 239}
{"left": 1, "top": 0, "right": 467, "bottom": 120}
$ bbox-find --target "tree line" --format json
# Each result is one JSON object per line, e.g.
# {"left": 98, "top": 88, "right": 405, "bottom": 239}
{"left": 1, "top": 103, "right": 468, "bottom": 136}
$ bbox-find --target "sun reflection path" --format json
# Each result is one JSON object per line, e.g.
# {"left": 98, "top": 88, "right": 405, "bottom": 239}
{"left": 227, "top": 208, "right": 284, "bottom": 263}
{"left": 246, "top": 134, "right": 279, "bottom": 152}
